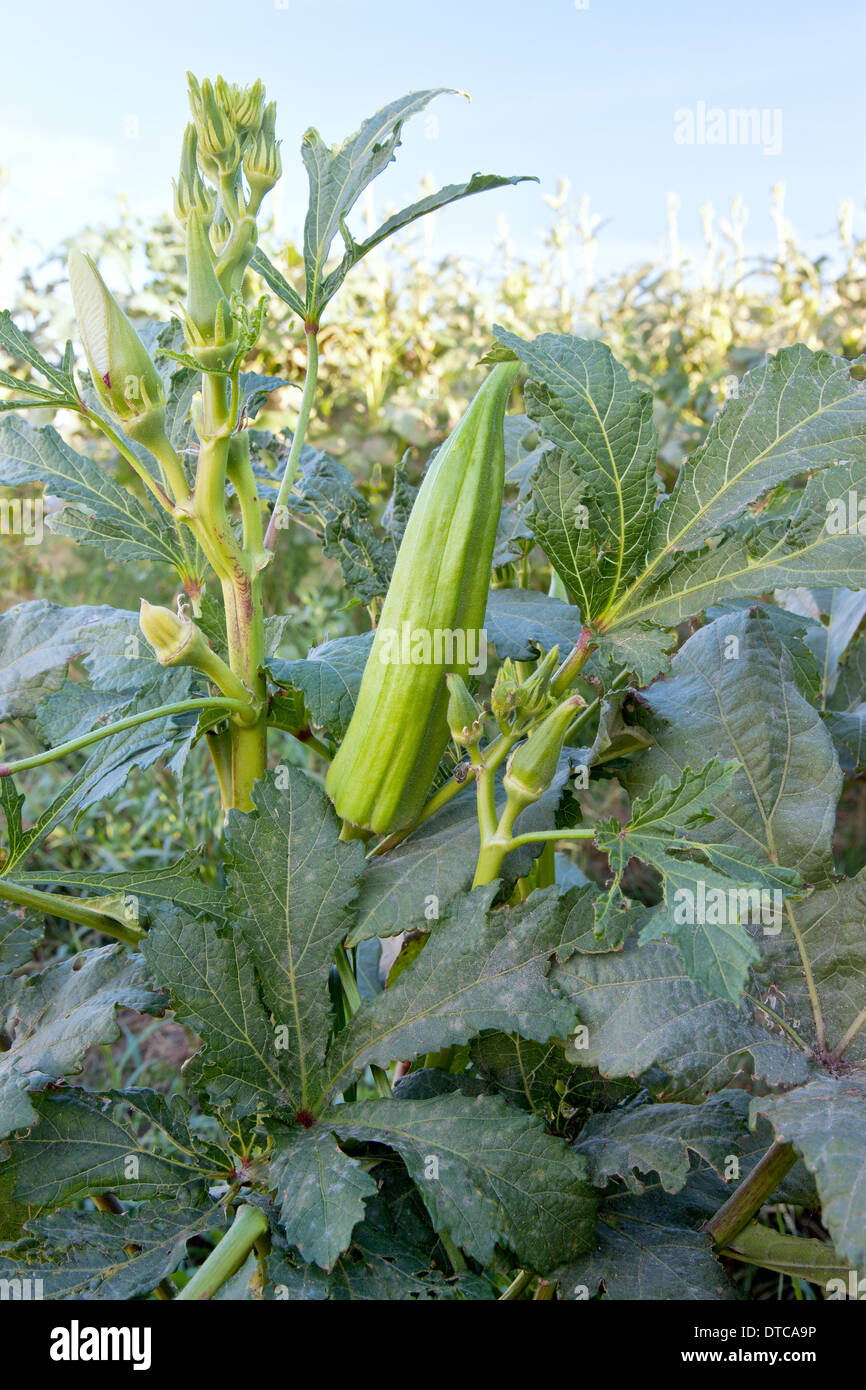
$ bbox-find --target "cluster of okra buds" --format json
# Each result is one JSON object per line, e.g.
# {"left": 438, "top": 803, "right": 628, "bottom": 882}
{"left": 446, "top": 644, "right": 585, "bottom": 818}
{"left": 176, "top": 76, "right": 281, "bottom": 371}
{"left": 66, "top": 76, "right": 281, "bottom": 708}
{"left": 67, "top": 75, "right": 281, "bottom": 449}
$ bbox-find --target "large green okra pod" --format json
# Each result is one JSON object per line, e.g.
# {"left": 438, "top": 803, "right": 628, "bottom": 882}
{"left": 326, "top": 361, "right": 518, "bottom": 833}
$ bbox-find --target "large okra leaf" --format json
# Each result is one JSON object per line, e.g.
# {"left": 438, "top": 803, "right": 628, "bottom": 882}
{"left": 327, "top": 1091, "right": 597, "bottom": 1272}
{"left": 0, "top": 1089, "right": 219, "bottom": 1233}
{"left": 264, "top": 1160, "right": 494, "bottom": 1300}
{"left": 750, "top": 871, "right": 866, "bottom": 1067}
{"left": 574, "top": 1089, "right": 773, "bottom": 1196}
{"left": 493, "top": 328, "right": 659, "bottom": 623}
{"left": 754, "top": 1075, "right": 866, "bottom": 1276}
{"left": 501, "top": 335, "right": 866, "bottom": 637}
{"left": 0, "top": 944, "right": 163, "bottom": 1141}
{"left": 625, "top": 609, "right": 841, "bottom": 880}
{"left": 142, "top": 908, "right": 300, "bottom": 1118}
{"left": 269, "top": 1127, "right": 377, "bottom": 1272}
{"left": 624, "top": 608, "right": 865, "bottom": 1061}
{"left": 254, "top": 91, "right": 533, "bottom": 325}
{"left": 0, "top": 1196, "right": 222, "bottom": 1301}
{"left": 555, "top": 1181, "right": 737, "bottom": 1301}
{"left": 0, "top": 600, "right": 117, "bottom": 720}
{"left": 323, "top": 884, "right": 609, "bottom": 1104}
{"left": 145, "top": 769, "right": 365, "bottom": 1116}
{"left": 551, "top": 932, "right": 813, "bottom": 1102}
{"left": 603, "top": 345, "right": 866, "bottom": 630}
{"left": 596, "top": 759, "right": 800, "bottom": 1004}
{"left": 606, "top": 455, "right": 866, "bottom": 630}
{"left": 225, "top": 772, "right": 364, "bottom": 1109}
{"left": 649, "top": 346, "right": 866, "bottom": 558}
{"left": 0, "top": 416, "right": 190, "bottom": 573}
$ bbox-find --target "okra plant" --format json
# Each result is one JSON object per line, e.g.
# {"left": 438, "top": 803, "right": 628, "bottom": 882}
{"left": 0, "top": 75, "right": 864, "bottom": 1302}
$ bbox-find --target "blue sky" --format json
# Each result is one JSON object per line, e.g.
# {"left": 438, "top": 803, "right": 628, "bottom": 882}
{"left": 1, "top": 0, "right": 863, "bottom": 298}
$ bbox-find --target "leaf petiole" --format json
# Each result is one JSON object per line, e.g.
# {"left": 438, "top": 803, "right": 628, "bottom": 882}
{"left": 264, "top": 327, "right": 319, "bottom": 551}
{"left": 0, "top": 696, "right": 253, "bottom": 776}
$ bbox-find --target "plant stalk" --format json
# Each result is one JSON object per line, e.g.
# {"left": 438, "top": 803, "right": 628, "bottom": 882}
{"left": 264, "top": 328, "right": 319, "bottom": 551}
{"left": 705, "top": 1141, "right": 798, "bottom": 1251}
{"left": 0, "top": 696, "right": 252, "bottom": 776}
{"left": 194, "top": 372, "right": 268, "bottom": 811}
{"left": 0, "top": 878, "right": 144, "bottom": 946}
{"left": 175, "top": 1204, "right": 268, "bottom": 1300}
{"left": 499, "top": 1268, "right": 534, "bottom": 1300}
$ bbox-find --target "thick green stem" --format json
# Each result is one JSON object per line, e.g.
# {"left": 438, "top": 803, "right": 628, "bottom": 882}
{"left": 471, "top": 782, "right": 528, "bottom": 888}
{"left": 192, "top": 374, "right": 268, "bottom": 811}
{"left": 0, "top": 696, "right": 251, "bottom": 776}
{"left": 264, "top": 328, "right": 319, "bottom": 551}
{"left": 176, "top": 1204, "right": 268, "bottom": 1301}
{"left": 474, "top": 757, "right": 499, "bottom": 844}
{"left": 194, "top": 377, "right": 245, "bottom": 578}
{"left": 472, "top": 841, "right": 509, "bottom": 889}
{"left": 222, "top": 576, "right": 267, "bottom": 811}
{"left": 705, "top": 1141, "right": 798, "bottom": 1251}
{"left": 0, "top": 879, "right": 144, "bottom": 946}
{"left": 227, "top": 432, "right": 266, "bottom": 563}
{"left": 499, "top": 1268, "right": 534, "bottom": 1300}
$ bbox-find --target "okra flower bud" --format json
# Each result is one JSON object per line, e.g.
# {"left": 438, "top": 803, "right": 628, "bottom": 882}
{"left": 215, "top": 77, "right": 265, "bottom": 139}
{"left": 173, "top": 124, "right": 214, "bottom": 225}
{"left": 187, "top": 76, "right": 240, "bottom": 175}
{"left": 243, "top": 101, "right": 281, "bottom": 201}
{"left": 139, "top": 600, "right": 213, "bottom": 669}
{"left": 68, "top": 250, "right": 165, "bottom": 445}
{"left": 139, "top": 600, "right": 257, "bottom": 717}
{"left": 491, "top": 659, "right": 520, "bottom": 721}
{"left": 503, "top": 694, "right": 585, "bottom": 811}
{"left": 516, "top": 644, "right": 560, "bottom": 717}
{"left": 182, "top": 210, "right": 238, "bottom": 369}
{"left": 446, "top": 674, "right": 484, "bottom": 748}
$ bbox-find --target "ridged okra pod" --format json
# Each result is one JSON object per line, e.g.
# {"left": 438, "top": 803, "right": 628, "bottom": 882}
{"left": 326, "top": 361, "right": 519, "bottom": 833}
